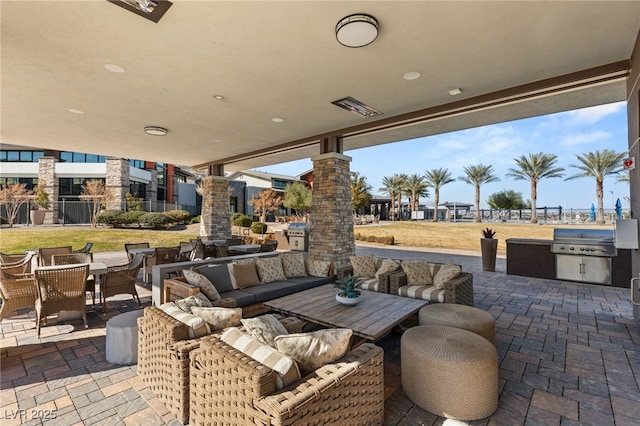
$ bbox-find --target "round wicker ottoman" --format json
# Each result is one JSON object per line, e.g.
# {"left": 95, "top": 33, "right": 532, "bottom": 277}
{"left": 401, "top": 325, "right": 498, "bottom": 420}
{"left": 419, "top": 303, "right": 496, "bottom": 344}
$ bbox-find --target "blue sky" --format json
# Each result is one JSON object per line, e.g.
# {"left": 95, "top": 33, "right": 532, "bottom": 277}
{"left": 258, "top": 101, "right": 630, "bottom": 211}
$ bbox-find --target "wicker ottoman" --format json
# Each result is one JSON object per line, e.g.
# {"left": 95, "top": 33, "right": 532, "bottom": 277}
{"left": 106, "top": 310, "right": 144, "bottom": 365}
{"left": 401, "top": 325, "right": 498, "bottom": 420}
{"left": 419, "top": 303, "right": 496, "bottom": 344}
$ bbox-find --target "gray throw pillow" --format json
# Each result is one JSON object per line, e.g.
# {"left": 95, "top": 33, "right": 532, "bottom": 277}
{"left": 197, "top": 264, "right": 234, "bottom": 293}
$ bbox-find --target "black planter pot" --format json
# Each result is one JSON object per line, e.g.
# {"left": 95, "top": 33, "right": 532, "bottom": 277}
{"left": 481, "top": 238, "right": 498, "bottom": 272}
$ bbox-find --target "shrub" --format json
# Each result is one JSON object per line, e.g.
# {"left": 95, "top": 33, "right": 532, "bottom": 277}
{"left": 97, "top": 210, "right": 124, "bottom": 227}
{"left": 0, "top": 216, "right": 7, "bottom": 225}
{"left": 250, "top": 222, "right": 268, "bottom": 234}
{"left": 232, "top": 213, "right": 253, "bottom": 227}
{"left": 139, "top": 212, "right": 173, "bottom": 229}
{"left": 190, "top": 215, "right": 201, "bottom": 224}
{"left": 354, "top": 233, "right": 361, "bottom": 240}
{"left": 164, "top": 209, "right": 192, "bottom": 224}
{"left": 354, "top": 233, "right": 395, "bottom": 245}
{"left": 120, "top": 210, "right": 146, "bottom": 226}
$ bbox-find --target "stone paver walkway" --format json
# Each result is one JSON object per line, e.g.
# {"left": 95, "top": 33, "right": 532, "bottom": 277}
{"left": 1, "top": 245, "right": 638, "bottom": 425}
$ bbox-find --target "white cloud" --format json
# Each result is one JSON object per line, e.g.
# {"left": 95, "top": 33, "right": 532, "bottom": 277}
{"left": 561, "top": 130, "right": 611, "bottom": 146}
{"left": 562, "top": 102, "right": 625, "bottom": 126}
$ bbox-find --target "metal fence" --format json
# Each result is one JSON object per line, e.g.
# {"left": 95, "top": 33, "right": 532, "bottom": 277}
{"left": 0, "top": 200, "right": 199, "bottom": 226}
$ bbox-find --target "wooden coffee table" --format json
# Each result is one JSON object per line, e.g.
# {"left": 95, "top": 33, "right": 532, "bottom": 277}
{"left": 264, "top": 284, "right": 428, "bottom": 346}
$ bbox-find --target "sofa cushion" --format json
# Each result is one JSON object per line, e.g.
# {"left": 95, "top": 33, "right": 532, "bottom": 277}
{"left": 401, "top": 261, "right": 433, "bottom": 286}
{"left": 196, "top": 264, "right": 234, "bottom": 293}
{"left": 182, "top": 269, "right": 221, "bottom": 301}
{"left": 375, "top": 258, "right": 400, "bottom": 278}
{"left": 219, "top": 289, "right": 258, "bottom": 308}
{"left": 241, "top": 314, "right": 289, "bottom": 347}
{"left": 221, "top": 327, "right": 301, "bottom": 389}
{"left": 280, "top": 252, "right": 308, "bottom": 278}
{"left": 275, "top": 328, "right": 353, "bottom": 376}
{"left": 306, "top": 259, "right": 331, "bottom": 277}
{"left": 175, "top": 293, "right": 213, "bottom": 313}
{"left": 159, "top": 302, "right": 210, "bottom": 338}
{"left": 191, "top": 307, "right": 242, "bottom": 331}
{"left": 285, "top": 276, "right": 334, "bottom": 291}
{"left": 398, "top": 285, "right": 445, "bottom": 303}
{"left": 360, "top": 277, "right": 380, "bottom": 292}
{"left": 349, "top": 255, "right": 377, "bottom": 278}
{"left": 432, "top": 262, "right": 462, "bottom": 290}
{"left": 234, "top": 263, "right": 261, "bottom": 289}
{"left": 242, "top": 281, "right": 301, "bottom": 303}
{"left": 256, "top": 256, "right": 287, "bottom": 283}
{"left": 228, "top": 258, "right": 257, "bottom": 289}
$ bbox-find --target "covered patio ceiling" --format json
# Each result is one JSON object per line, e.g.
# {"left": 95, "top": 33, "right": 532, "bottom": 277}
{"left": 2, "top": 1, "right": 639, "bottom": 172}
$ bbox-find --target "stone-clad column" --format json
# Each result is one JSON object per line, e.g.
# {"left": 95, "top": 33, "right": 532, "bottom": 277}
{"left": 106, "top": 158, "right": 129, "bottom": 211}
{"left": 146, "top": 169, "right": 158, "bottom": 211}
{"left": 37, "top": 156, "right": 58, "bottom": 224}
{"left": 307, "top": 152, "right": 355, "bottom": 269}
{"left": 199, "top": 175, "right": 231, "bottom": 239}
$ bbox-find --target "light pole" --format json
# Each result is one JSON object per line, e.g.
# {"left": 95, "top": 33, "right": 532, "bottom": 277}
{"left": 610, "top": 191, "right": 614, "bottom": 222}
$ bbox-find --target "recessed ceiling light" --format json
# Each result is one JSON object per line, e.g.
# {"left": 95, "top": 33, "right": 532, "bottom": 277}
{"left": 105, "top": 63, "right": 126, "bottom": 73}
{"left": 272, "top": 118, "right": 284, "bottom": 123}
{"left": 214, "top": 95, "right": 225, "bottom": 100}
{"left": 68, "top": 108, "right": 84, "bottom": 114}
{"left": 144, "top": 126, "right": 168, "bottom": 136}
{"left": 449, "top": 88, "right": 463, "bottom": 96}
{"left": 403, "top": 71, "right": 421, "bottom": 81}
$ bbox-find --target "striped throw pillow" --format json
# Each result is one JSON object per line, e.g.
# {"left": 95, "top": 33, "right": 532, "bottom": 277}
{"left": 221, "top": 327, "right": 301, "bottom": 389}
{"left": 159, "top": 302, "right": 210, "bottom": 338}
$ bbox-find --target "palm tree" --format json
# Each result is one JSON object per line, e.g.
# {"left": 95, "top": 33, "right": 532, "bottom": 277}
{"left": 403, "top": 174, "right": 430, "bottom": 216}
{"left": 458, "top": 164, "right": 500, "bottom": 223}
{"left": 505, "top": 152, "right": 565, "bottom": 223}
{"left": 565, "top": 149, "right": 625, "bottom": 224}
{"left": 424, "top": 168, "right": 455, "bottom": 222}
{"left": 350, "top": 171, "right": 372, "bottom": 214}
{"left": 379, "top": 174, "right": 404, "bottom": 221}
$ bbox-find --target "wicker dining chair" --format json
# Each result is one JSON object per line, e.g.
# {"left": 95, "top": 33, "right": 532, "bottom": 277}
{"left": 0, "top": 252, "right": 35, "bottom": 275}
{"left": 214, "top": 244, "right": 228, "bottom": 258}
{"left": 124, "top": 242, "right": 150, "bottom": 261}
{"left": 34, "top": 264, "right": 89, "bottom": 336}
{"left": 73, "top": 242, "right": 93, "bottom": 254}
{"left": 259, "top": 240, "right": 278, "bottom": 252}
{"left": 101, "top": 253, "right": 144, "bottom": 311}
{"left": 177, "top": 241, "right": 196, "bottom": 262}
{"left": 37, "top": 246, "right": 73, "bottom": 267}
{"left": 0, "top": 251, "right": 28, "bottom": 265}
{"left": 0, "top": 270, "right": 37, "bottom": 320}
{"left": 51, "top": 253, "right": 96, "bottom": 306}
{"left": 144, "top": 247, "right": 179, "bottom": 283}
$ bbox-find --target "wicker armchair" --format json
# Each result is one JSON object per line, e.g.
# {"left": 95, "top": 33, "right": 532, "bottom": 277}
{"left": 0, "top": 270, "right": 37, "bottom": 320}
{"left": 177, "top": 241, "right": 196, "bottom": 262}
{"left": 37, "top": 246, "right": 73, "bottom": 266}
{"left": 101, "top": 253, "right": 144, "bottom": 311}
{"left": 73, "top": 242, "right": 93, "bottom": 254}
{"left": 144, "top": 247, "right": 179, "bottom": 283}
{"left": 259, "top": 240, "right": 278, "bottom": 252}
{"left": 124, "top": 242, "right": 150, "bottom": 261}
{"left": 51, "top": 253, "right": 96, "bottom": 306}
{"left": 189, "top": 338, "right": 384, "bottom": 425}
{"left": 0, "top": 252, "right": 35, "bottom": 275}
{"left": 335, "top": 257, "right": 402, "bottom": 294}
{"left": 137, "top": 306, "right": 304, "bottom": 424}
{"left": 35, "top": 264, "right": 89, "bottom": 336}
{"left": 390, "top": 267, "right": 474, "bottom": 306}
{"left": 1, "top": 251, "right": 29, "bottom": 265}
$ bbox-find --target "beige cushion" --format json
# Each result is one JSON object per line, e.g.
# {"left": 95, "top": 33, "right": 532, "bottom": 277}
{"left": 398, "top": 285, "right": 445, "bottom": 303}
{"left": 256, "top": 256, "right": 286, "bottom": 283}
{"left": 191, "top": 306, "right": 242, "bottom": 331}
{"left": 375, "top": 258, "right": 400, "bottom": 278}
{"left": 182, "top": 269, "right": 221, "bottom": 301}
{"left": 227, "top": 258, "right": 257, "bottom": 289}
{"left": 221, "top": 327, "right": 301, "bottom": 389}
{"left": 349, "top": 255, "right": 377, "bottom": 278}
{"left": 306, "top": 259, "right": 331, "bottom": 277}
{"left": 274, "top": 328, "right": 352, "bottom": 376}
{"left": 175, "top": 293, "right": 213, "bottom": 313}
{"left": 234, "top": 263, "right": 261, "bottom": 288}
{"left": 241, "top": 314, "right": 289, "bottom": 347}
{"left": 360, "top": 277, "right": 380, "bottom": 292}
{"left": 401, "top": 261, "right": 433, "bottom": 286}
{"left": 432, "top": 262, "right": 462, "bottom": 290}
{"left": 280, "top": 252, "right": 308, "bottom": 278}
{"left": 159, "top": 302, "right": 210, "bottom": 338}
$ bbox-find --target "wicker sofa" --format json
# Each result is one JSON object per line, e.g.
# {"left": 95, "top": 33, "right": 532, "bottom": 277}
{"left": 189, "top": 337, "right": 385, "bottom": 425}
{"left": 137, "top": 306, "right": 304, "bottom": 424}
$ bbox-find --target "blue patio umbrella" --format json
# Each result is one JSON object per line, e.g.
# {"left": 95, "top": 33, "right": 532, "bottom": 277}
{"left": 590, "top": 203, "right": 596, "bottom": 221}
{"left": 615, "top": 198, "right": 623, "bottom": 219}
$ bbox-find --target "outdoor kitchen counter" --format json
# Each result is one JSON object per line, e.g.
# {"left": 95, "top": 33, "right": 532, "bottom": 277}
{"left": 506, "top": 238, "right": 632, "bottom": 288}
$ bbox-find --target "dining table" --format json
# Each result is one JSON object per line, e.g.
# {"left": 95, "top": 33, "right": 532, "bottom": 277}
{"left": 227, "top": 244, "right": 261, "bottom": 254}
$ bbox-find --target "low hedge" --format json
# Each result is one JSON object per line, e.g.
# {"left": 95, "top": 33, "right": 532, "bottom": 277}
{"left": 354, "top": 233, "right": 395, "bottom": 245}
{"left": 250, "top": 222, "right": 268, "bottom": 234}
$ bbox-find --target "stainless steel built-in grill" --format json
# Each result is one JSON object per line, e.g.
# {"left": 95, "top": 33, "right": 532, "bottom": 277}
{"left": 551, "top": 228, "right": 616, "bottom": 285}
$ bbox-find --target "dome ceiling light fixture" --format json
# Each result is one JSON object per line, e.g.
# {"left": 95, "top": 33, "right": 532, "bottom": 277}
{"left": 144, "top": 126, "right": 168, "bottom": 136}
{"left": 335, "top": 14, "right": 379, "bottom": 48}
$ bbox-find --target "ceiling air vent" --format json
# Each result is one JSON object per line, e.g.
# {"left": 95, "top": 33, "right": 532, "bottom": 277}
{"left": 331, "top": 96, "right": 382, "bottom": 118}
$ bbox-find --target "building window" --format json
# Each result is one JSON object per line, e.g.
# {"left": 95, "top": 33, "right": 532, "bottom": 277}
{"left": 59, "top": 178, "right": 105, "bottom": 199}
{"left": 59, "top": 152, "right": 106, "bottom": 163}
{"left": 130, "top": 159, "right": 145, "bottom": 168}
{"left": 129, "top": 181, "right": 147, "bottom": 200}
{"left": 0, "top": 177, "right": 38, "bottom": 190}
{"left": 0, "top": 150, "right": 44, "bottom": 162}
{"left": 230, "top": 196, "right": 238, "bottom": 213}
{"left": 156, "top": 162, "right": 165, "bottom": 186}
{"left": 272, "top": 179, "right": 289, "bottom": 189}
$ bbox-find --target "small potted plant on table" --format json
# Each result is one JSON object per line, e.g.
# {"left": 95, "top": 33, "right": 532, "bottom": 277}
{"left": 334, "top": 274, "right": 363, "bottom": 305}
{"left": 481, "top": 228, "right": 498, "bottom": 272}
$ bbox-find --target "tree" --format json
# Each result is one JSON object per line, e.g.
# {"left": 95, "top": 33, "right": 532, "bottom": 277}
{"left": 248, "top": 188, "right": 283, "bottom": 223}
{"left": 565, "top": 149, "right": 625, "bottom": 224}
{"left": 487, "top": 189, "right": 527, "bottom": 210}
{"left": 424, "top": 168, "right": 455, "bottom": 222}
{"left": 458, "top": 164, "right": 500, "bottom": 223}
{"left": 350, "top": 172, "right": 372, "bottom": 213}
{"left": 506, "top": 152, "right": 565, "bottom": 223}
{"left": 379, "top": 174, "right": 404, "bottom": 221}
{"left": 396, "top": 173, "right": 409, "bottom": 220}
{"left": 80, "top": 180, "right": 115, "bottom": 228}
{"left": 0, "top": 183, "right": 32, "bottom": 227}
{"left": 283, "top": 182, "right": 312, "bottom": 220}
{"left": 403, "top": 173, "right": 429, "bottom": 216}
